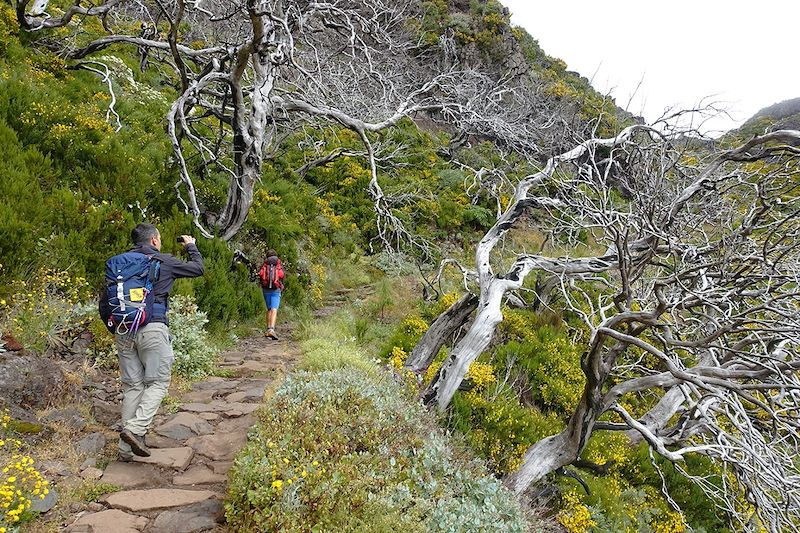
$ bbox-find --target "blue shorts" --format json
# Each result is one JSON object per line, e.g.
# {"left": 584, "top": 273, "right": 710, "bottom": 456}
{"left": 262, "top": 289, "right": 281, "bottom": 310}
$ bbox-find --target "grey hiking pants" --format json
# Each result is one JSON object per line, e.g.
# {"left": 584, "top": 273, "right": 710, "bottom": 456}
{"left": 116, "top": 322, "right": 174, "bottom": 456}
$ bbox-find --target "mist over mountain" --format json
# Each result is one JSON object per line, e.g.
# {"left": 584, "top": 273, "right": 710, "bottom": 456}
{"left": 741, "top": 96, "right": 800, "bottom": 132}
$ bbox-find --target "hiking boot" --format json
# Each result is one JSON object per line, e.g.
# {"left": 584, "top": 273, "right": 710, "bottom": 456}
{"left": 120, "top": 428, "right": 151, "bottom": 457}
{"left": 267, "top": 329, "right": 278, "bottom": 340}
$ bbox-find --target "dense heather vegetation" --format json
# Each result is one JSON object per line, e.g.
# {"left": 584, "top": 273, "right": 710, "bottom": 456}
{"left": 2, "top": 1, "right": 799, "bottom": 532}
{"left": 227, "top": 368, "right": 528, "bottom": 532}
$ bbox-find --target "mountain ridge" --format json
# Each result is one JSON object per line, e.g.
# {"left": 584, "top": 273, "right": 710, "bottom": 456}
{"left": 740, "top": 96, "right": 800, "bottom": 133}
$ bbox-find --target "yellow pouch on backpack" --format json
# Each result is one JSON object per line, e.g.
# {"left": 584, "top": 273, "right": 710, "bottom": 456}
{"left": 129, "top": 288, "right": 145, "bottom": 302}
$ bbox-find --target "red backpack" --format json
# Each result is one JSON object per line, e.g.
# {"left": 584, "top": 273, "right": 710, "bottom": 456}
{"left": 258, "top": 256, "right": 284, "bottom": 290}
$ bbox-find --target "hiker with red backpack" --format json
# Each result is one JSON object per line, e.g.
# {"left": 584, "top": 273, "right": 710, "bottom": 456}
{"left": 258, "top": 249, "right": 285, "bottom": 339}
{"left": 99, "top": 223, "right": 204, "bottom": 460}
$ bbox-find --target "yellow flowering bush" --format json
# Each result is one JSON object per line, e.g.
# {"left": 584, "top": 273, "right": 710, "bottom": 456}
{"left": 424, "top": 358, "right": 442, "bottom": 384}
{"left": 622, "top": 446, "right": 731, "bottom": 532}
{"left": 558, "top": 490, "right": 596, "bottom": 533}
{"left": 494, "top": 330, "right": 584, "bottom": 415}
{"left": 49, "top": 123, "right": 74, "bottom": 139}
{"left": 427, "top": 291, "right": 460, "bottom": 318}
{"left": 1, "top": 411, "right": 50, "bottom": 531}
{"left": 308, "top": 263, "right": 327, "bottom": 307}
{"left": 498, "top": 308, "right": 532, "bottom": 340}
{"left": 651, "top": 510, "right": 687, "bottom": 533}
{"left": 465, "top": 361, "right": 496, "bottom": 393}
{"left": 400, "top": 316, "right": 428, "bottom": 337}
{"left": 413, "top": 351, "right": 495, "bottom": 392}
{"left": 252, "top": 188, "right": 281, "bottom": 208}
{"left": 2, "top": 267, "right": 91, "bottom": 351}
{"left": 315, "top": 197, "right": 343, "bottom": 229}
{"left": 384, "top": 315, "right": 429, "bottom": 357}
{"left": 389, "top": 346, "right": 407, "bottom": 370}
{"left": 0, "top": 3, "right": 17, "bottom": 50}
{"left": 581, "top": 431, "right": 632, "bottom": 472}
{"left": 451, "top": 388, "right": 563, "bottom": 475}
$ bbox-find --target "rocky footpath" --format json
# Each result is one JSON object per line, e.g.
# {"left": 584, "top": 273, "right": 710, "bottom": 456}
{"left": 62, "top": 331, "right": 301, "bottom": 533}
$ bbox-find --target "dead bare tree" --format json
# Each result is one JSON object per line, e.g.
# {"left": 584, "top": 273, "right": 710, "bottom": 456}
{"left": 416, "top": 126, "right": 800, "bottom": 530}
{"left": 15, "top": 0, "right": 561, "bottom": 246}
{"left": 18, "top": 0, "right": 432, "bottom": 240}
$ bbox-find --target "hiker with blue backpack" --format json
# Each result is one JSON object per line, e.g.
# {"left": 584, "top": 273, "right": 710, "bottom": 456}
{"left": 258, "top": 249, "right": 285, "bottom": 340}
{"left": 99, "top": 223, "right": 204, "bottom": 459}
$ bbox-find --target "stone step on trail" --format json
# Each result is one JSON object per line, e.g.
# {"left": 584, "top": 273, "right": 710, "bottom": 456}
{"left": 146, "top": 432, "right": 183, "bottom": 449}
{"left": 155, "top": 412, "right": 215, "bottom": 440}
{"left": 179, "top": 401, "right": 227, "bottom": 413}
{"left": 223, "top": 387, "right": 267, "bottom": 403}
{"left": 66, "top": 320, "right": 311, "bottom": 531}
{"left": 182, "top": 388, "right": 218, "bottom": 403}
{"left": 219, "top": 402, "right": 261, "bottom": 415}
{"left": 191, "top": 379, "right": 240, "bottom": 391}
{"left": 173, "top": 464, "right": 228, "bottom": 486}
{"left": 186, "top": 431, "right": 249, "bottom": 462}
{"left": 102, "top": 488, "right": 218, "bottom": 513}
{"left": 149, "top": 499, "right": 224, "bottom": 533}
{"left": 239, "top": 359, "right": 285, "bottom": 374}
{"left": 179, "top": 401, "right": 260, "bottom": 416}
{"left": 222, "top": 352, "right": 246, "bottom": 363}
{"left": 100, "top": 461, "right": 167, "bottom": 489}
{"left": 132, "top": 447, "right": 195, "bottom": 470}
{"left": 210, "top": 461, "right": 233, "bottom": 475}
{"left": 64, "top": 509, "right": 148, "bottom": 533}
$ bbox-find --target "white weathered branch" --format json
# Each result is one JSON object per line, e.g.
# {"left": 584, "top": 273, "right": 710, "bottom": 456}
{"left": 71, "top": 61, "right": 122, "bottom": 132}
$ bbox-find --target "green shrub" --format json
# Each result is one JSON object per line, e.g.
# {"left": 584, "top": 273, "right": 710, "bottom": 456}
{"left": 0, "top": 266, "right": 93, "bottom": 352}
{"left": 451, "top": 385, "right": 563, "bottom": 475}
{"left": 624, "top": 445, "right": 732, "bottom": 532}
{"left": 167, "top": 294, "right": 219, "bottom": 380}
{"left": 383, "top": 315, "right": 429, "bottom": 357}
{"left": 226, "top": 369, "right": 528, "bottom": 532}
{"left": 188, "top": 237, "right": 263, "bottom": 331}
{"left": 462, "top": 204, "right": 496, "bottom": 229}
{"left": 495, "top": 322, "right": 584, "bottom": 416}
{"left": 0, "top": 43, "right": 171, "bottom": 288}
{"left": 298, "top": 310, "right": 376, "bottom": 375}
{"left": 85, "top": 316, "right": 118, "bottom": 370}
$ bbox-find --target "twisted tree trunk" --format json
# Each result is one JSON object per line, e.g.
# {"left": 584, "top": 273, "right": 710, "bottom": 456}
{"left": 503, "top": 391, "right": 599, "bottom": 493}
{"left": 404, "top": 293, "right": 478, "bottom": 373}
{"left": 422, "top": 282, "right": 506, "bottom": 411}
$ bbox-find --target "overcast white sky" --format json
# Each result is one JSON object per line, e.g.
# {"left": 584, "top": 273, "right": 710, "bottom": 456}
{"left": 501, "top": 0, "right": 799, "bottom": 134}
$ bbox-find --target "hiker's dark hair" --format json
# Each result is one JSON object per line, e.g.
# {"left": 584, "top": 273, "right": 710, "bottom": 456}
{"left": 132, "top": 223, "right": 159, "bottom": 246}
{"left": 266, "top": 249, "right": 278, "bottom": 258}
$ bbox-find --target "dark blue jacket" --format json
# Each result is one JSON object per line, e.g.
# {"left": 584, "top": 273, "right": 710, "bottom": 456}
{"left": 126, "top": 244, "right": 204, "bottom": 323}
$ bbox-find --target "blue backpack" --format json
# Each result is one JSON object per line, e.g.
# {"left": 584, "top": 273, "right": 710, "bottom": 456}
{"left": 100, "top": 252, "right": 161, "bottom": 337}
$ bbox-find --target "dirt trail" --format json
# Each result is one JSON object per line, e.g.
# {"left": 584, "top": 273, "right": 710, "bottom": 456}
{"left": 63, "top": 328, "right": 302, "bottom": 532}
